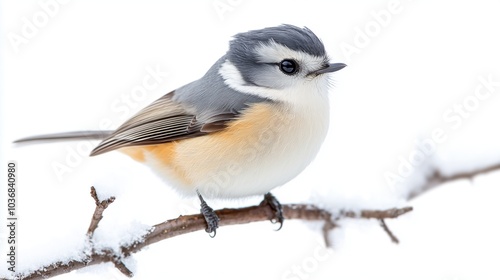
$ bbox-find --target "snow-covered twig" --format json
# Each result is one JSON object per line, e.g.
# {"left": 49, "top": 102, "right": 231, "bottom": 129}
{"left": 18, "top": 189, "right": 412, "bottom": 280}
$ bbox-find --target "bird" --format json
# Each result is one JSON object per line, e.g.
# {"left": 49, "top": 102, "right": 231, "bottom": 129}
{"left": 14, "top": 24, "right": 346, "bottom": 237}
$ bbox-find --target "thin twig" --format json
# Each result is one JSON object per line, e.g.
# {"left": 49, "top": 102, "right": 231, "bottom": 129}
{"left": 87, "top": 186, "right": 115, "bottom": 237}
{"left": 409, "top": 163, "right": 500, "bottom": 200}
{"left": 378, "top": 219, "right": 399, "bottom": 244}
{"left": 322, "top": 219, "right": 337, "bottom": 247}
{"left": 113, "top": 259, "right": 133, "bottom": 278}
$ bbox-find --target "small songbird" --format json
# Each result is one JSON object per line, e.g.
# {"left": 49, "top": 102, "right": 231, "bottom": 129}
{"left": 15, "top": 24, "right": 346, "bottom": 236}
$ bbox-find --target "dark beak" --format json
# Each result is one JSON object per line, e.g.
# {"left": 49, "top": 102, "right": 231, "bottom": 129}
{"left": 314, "top": 63, "right": 347, "bottom": 75}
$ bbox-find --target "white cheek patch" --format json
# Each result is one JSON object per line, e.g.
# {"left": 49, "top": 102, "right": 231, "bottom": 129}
{"left": 254, "top": 40, "right": 327, "bottom": 74}
{"left": 218, "top": 59, "right": 285, "bottom": 101}
{"left": 218, "top": 40, "right": 331, "bottom": 103}
{"left": 218, "top": 59, "right": 331, "bottom": 106}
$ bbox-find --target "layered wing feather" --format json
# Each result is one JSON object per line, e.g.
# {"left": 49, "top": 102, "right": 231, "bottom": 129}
{"left": 90, "top": 92, "right": 236, "bottom": 156}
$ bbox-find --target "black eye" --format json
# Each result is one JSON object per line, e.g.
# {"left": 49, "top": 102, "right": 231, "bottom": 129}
{"left": 279, "top": 59, "right": 298, "bottom": 75}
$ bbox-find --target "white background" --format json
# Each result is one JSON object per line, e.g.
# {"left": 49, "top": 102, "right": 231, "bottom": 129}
{"left": 2, "top": 0, "right": 500, "bottom": 279}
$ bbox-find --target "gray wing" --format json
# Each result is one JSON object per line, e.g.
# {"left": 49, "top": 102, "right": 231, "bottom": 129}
{"left": 15, "top": 56, "right": 270, "bottom": 155}
{"left": 90, "top": 91, "right": 237, "bottom": 156}
{"left": 91, "top": 56, "right": 271, "bottom": 156}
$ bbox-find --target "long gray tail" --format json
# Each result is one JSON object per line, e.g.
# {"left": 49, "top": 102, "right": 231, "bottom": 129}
{"left": 14, "top": 130, "right": 113, "bottom": 144}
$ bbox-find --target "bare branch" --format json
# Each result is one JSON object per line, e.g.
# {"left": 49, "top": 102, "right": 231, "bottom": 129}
{"left": 340, "top": 207, "right": 413, "bottom": 219}
{"left": 409, "top": 162, "right": 500, "bottom": 200}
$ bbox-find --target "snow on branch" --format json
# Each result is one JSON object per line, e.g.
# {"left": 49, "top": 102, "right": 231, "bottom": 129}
{"left": 19, "top": 159, "right": 500, "bottom": 279}
{"left": 17, "top": 187, "right": 412, "bottom": 279}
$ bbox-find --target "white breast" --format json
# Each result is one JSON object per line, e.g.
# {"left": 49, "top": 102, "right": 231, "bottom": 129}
{"left": 142, "top": 78, "right": 331, "bottom": 198}
{"left": 231, "top": 90, "right": 330, "bottom": 197}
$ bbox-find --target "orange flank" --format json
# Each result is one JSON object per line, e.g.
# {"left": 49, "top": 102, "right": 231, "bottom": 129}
{"left": 118, "top": 103, "right": 282, "bottom": 189}
{"left": 119, "top": 141, "right": 193, "bottom": 185}
{"left": 210, "top": 102, "right": 275, "bottom": 146}
{"left": 120, "top": 142, "right": 177, "bottom": 164}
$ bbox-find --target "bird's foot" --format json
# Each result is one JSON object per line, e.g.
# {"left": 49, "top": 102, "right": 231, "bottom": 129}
{"left": 261, "top": 192, "right": 284, "bottom": 230}
{"left": 197, "top": 190, "right": 220, "bottom": 237}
